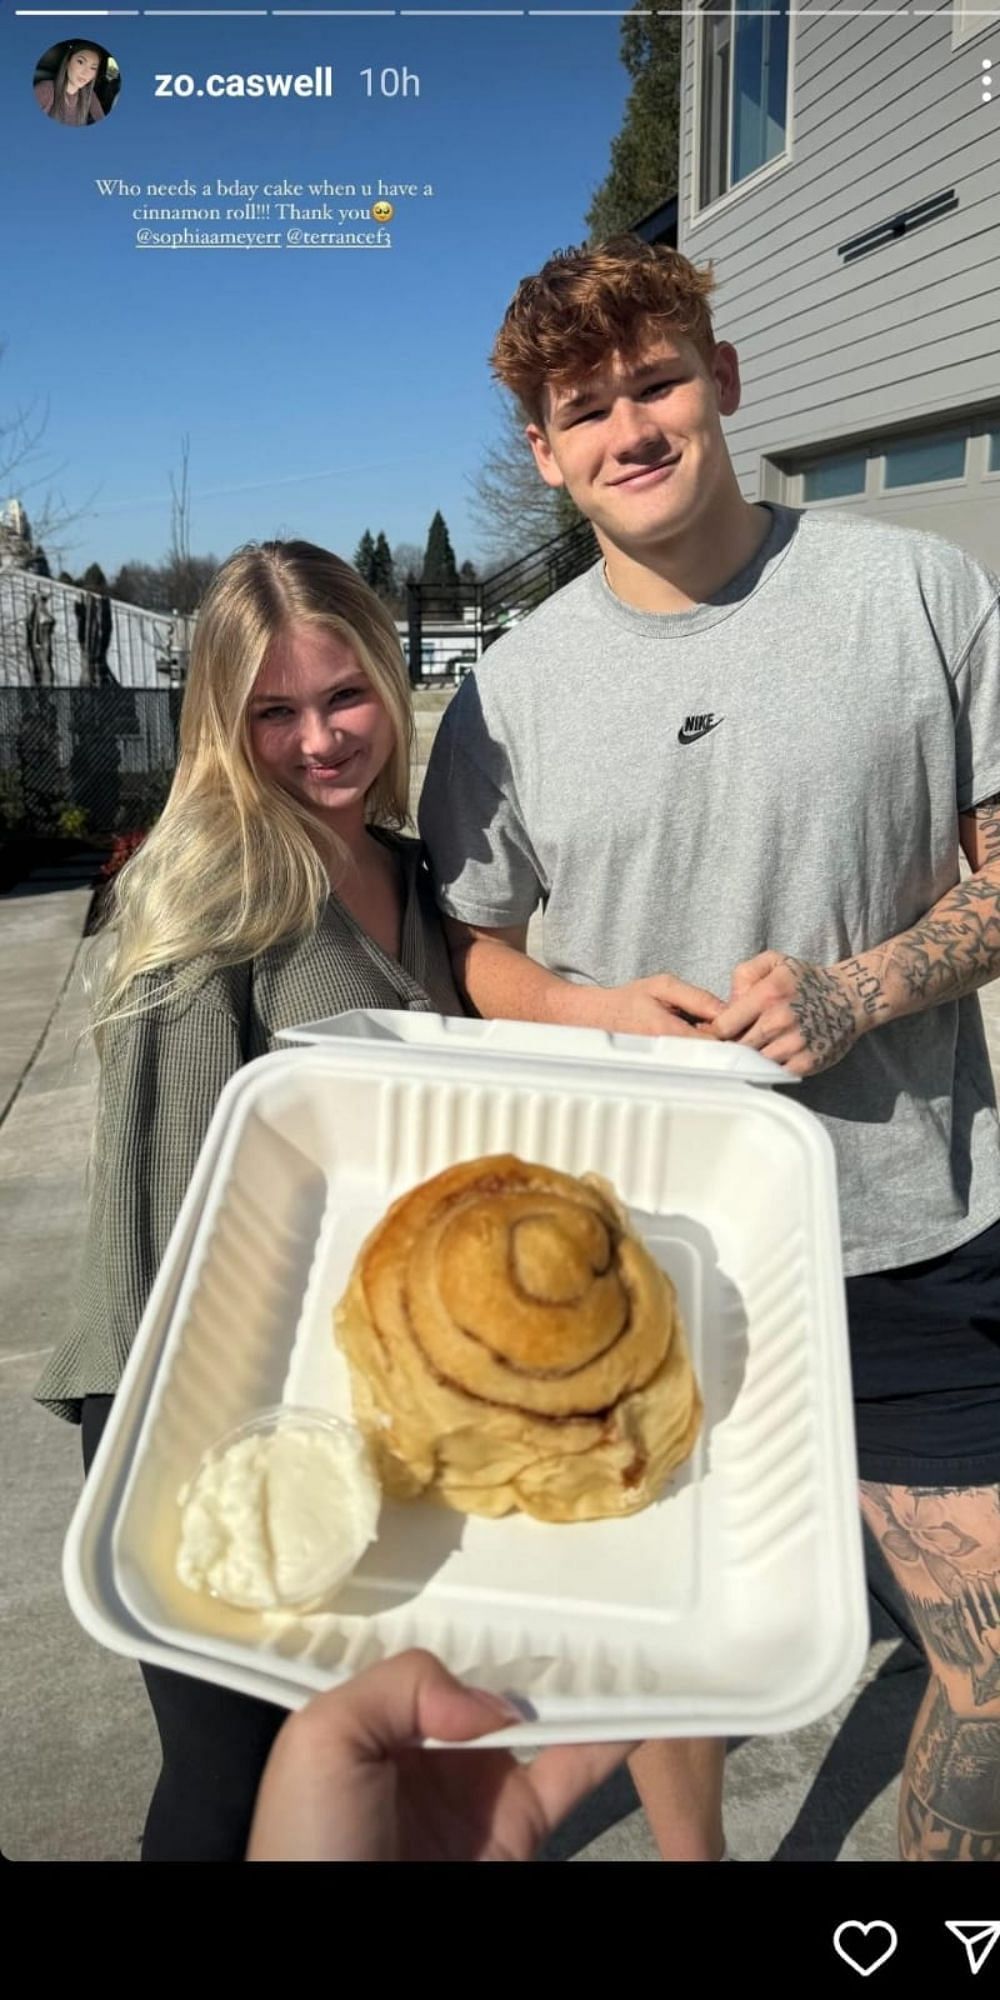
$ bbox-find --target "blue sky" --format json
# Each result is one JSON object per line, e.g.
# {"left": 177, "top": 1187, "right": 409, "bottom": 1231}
{"left": 1, "top": 5, "right": 635, "bottom": 575}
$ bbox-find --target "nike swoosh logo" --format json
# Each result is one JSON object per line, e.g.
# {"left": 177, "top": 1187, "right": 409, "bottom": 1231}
{"left": 677, "top": 718, "right": 725, "bottom": 745}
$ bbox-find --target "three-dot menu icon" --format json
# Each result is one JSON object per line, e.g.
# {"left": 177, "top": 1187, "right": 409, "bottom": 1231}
{"left": 984, "top": 59, "right": 993, "bottom": 102}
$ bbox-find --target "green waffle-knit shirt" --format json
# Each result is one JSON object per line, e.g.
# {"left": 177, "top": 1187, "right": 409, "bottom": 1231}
{"left": 35, "top": 832, "right": 461, "bottom": 1422}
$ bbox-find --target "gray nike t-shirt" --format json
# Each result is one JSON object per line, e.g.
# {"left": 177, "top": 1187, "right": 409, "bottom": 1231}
{"left": 418, "top": 503, "right": 1000, "bottom": 1277}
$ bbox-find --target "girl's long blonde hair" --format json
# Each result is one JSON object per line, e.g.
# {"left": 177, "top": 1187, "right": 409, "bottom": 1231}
{"left": 94, "top": 539, "right": 413, "bottom": 1033}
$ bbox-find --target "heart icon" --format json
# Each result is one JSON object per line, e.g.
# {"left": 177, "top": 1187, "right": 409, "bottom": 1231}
{"left": 833, "top": 1922, "right": 899, "bottom": 1978}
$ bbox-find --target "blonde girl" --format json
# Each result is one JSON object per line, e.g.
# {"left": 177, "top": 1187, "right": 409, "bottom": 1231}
{"left": 37, "top": 539, "right": 460, "bottom": 1859}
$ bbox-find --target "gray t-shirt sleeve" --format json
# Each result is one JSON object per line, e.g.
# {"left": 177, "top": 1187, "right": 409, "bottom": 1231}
{"left": 954, "top": 589, "right": 1000, "bottom": 813}
{"left": 418, "top": 695, "right": 545, "bottom": 927}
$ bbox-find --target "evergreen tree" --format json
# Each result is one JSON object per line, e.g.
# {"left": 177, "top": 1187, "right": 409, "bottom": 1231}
{"left": 421, "top": 511, "right": 461, "bottom": 617}
{"left": 585, "top": 8, "right": 682, "bottom": 241}
{"left": 353, "top": 528, "right": 376, "bottom": 585}
{"left": 81, "top": 562, "right": 109, "bottom": 593}
{"left": 371, "top": 531, "right": 396, "bottom": 602}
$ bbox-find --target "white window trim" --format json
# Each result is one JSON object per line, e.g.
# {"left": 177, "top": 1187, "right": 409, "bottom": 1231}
{"left": 952, "top": 1, "right": 1000, "bottom": 50}
{"left": 689, "top": 0, "right": 797, "bottom": 230}
{"left": 689, "top": 147, "right": 794, "bottom": 233}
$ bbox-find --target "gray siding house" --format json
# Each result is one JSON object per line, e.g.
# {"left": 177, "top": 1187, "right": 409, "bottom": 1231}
{"left": 676, "top": 2, "right": 999, "bottom": 566}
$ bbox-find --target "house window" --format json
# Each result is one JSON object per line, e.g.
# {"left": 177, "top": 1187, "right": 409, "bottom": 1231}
{"left": 882, "top": 432, "right": 967, "bottom": 490}
{"left": 699, "top": 0, "right": 790, "bottom": 210}
{"left": 952, "top": 0, "right": 1000, "bottom": 49}
{"left": 773, "top": 416, "right": 1000, "bottom": 507}
{"left": 802, "top": 452, "right": 867, "bottom": 503}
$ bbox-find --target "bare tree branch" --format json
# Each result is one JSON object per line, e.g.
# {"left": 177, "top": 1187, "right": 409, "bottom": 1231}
{"left": 468, "top": 392, "right": 577, "bottom": 561}
{"left": 165, "top": 434, "right": 204, "bottom": 613}
{"left": 0, "top": 340, "right": 95, "bottom": 566}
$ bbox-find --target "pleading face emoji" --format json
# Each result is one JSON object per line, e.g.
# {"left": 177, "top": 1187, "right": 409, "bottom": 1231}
{"left": 371, "top": 200, "right": 393, "bottom": 222}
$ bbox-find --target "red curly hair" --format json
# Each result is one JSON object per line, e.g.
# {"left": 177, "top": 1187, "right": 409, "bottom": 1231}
{"left": 491, "top": 237, "right": 718, "bottom": 425}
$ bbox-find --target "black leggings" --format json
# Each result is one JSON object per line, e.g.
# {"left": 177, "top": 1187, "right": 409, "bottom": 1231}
{"left": 82, "top": 1395, "right": 287, "bottom": 1862}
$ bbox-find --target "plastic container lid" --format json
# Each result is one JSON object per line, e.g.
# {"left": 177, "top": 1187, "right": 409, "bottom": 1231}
{"left": 276, "top": 1008, "right": 797, "bottom": 1084}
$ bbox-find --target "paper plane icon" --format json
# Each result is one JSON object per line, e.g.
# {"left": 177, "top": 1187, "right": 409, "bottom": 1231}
{"left": 945, "top": 1922, "right": 1000, "bottom": 1976}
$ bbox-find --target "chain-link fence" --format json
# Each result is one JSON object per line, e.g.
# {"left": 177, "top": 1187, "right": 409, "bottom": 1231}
{"left": 0, "top": 685, "right": 181, "bottom": 838}
{"left": 0, "top": 571, "right": 192, "bottom": 840}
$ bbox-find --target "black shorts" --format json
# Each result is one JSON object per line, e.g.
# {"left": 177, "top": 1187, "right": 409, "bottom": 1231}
{"left": 847, "top": 1216, "right": 1000, "bottom": 1488}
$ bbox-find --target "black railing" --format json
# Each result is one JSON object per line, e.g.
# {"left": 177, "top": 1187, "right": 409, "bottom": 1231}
{"left": 405, "top": 518, "right": 599, "bottom": 683}
{"left": 479, "top": 518, "right": 599, "bottom": 628}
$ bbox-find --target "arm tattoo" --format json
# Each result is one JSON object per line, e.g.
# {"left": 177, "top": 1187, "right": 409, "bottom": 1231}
{"left": 880, "top": 871, "right": 1000, "bottom": 1008}
{"left": 891, "top": 876, "right": 1000, "bottom": 1002}
{"left": 971, "top": 792, "right": 1000, "bottom": 868}
{"left": 840, "top": 955, "right": 889, "bottom": 1027}
{"left": 845, "top": 803, "right": 1000, "bottom": 1022}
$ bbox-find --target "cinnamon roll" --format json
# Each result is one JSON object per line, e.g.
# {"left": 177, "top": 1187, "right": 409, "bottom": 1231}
{"left": 334, "top": 1155, "right": 701, "bottom": 1522}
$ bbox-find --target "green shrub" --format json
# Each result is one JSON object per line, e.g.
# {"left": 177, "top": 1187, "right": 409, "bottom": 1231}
{"left": 0, "top": 781, "right": 24, "bottom": 837}
{"left": 56, "top": 804, "right": 90, "bottom": 841}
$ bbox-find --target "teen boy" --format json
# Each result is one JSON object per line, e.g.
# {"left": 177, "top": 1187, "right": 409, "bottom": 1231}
{"left": 419, "top": 237, "right": 1000, "bottom": 1863}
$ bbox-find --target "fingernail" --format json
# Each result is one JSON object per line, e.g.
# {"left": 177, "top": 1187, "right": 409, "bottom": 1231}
{"left": 469, "top": 1689, "right": 525, "bottom": 1727}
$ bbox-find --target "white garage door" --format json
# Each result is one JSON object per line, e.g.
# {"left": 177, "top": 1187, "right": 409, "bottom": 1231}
{"left": 782, "top": 414, "right": 1000, "bottom": 571}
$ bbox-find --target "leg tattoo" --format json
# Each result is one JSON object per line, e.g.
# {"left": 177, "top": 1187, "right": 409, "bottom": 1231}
{"left": 901, "top": 1682, "right": 1000, "bottom": 1861}
{"left": 860, "top": 1481, "right": 1000, "bottom": 1859}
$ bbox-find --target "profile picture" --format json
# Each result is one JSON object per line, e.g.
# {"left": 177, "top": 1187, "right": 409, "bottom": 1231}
{"left": 33, "top": 41, "right": 120, "bottom": 127}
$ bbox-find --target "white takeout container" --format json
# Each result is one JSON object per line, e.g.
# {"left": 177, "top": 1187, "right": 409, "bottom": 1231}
{"left": 65, "top": 1012, "right": 868, "bottom": 1745}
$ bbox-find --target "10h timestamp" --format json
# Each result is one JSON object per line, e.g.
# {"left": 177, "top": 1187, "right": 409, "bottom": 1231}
{"left": 361, "top": 67, "right": 421, "bottom": 97}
